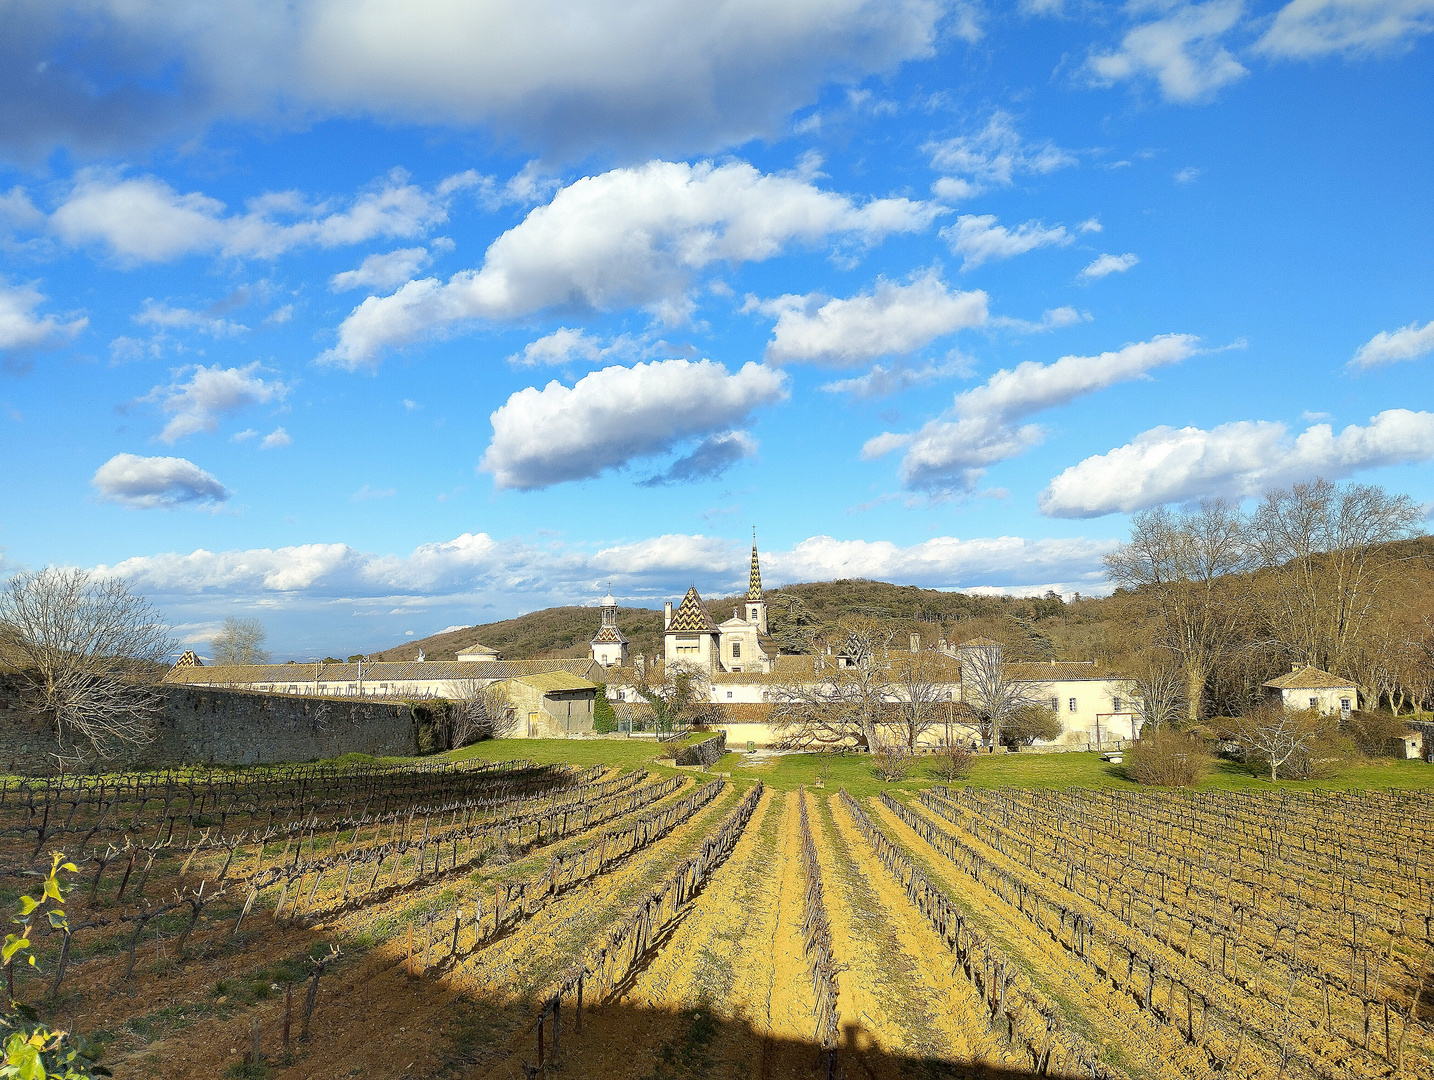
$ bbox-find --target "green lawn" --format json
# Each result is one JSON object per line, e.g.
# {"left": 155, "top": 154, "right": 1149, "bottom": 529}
{"left": 439, "top": 739, "right": 1434, "bottom": 797}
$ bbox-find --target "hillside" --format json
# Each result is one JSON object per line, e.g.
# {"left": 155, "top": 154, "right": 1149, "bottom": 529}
{"left": 369, "top": 579, "right": 1122, "bottom": 664}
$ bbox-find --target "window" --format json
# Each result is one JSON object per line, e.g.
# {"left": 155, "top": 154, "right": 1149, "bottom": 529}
{"left": 1068, "top": 698, "right": 1078, "bottom": 712}
{"left": 732, "top": 642, "right": 741, "bottom": 658}
{"left": 726, "top": 691, "right": 733, "bottom": 699}
{"left": 1340, "top": 698, "right": 1351, "bottom": 711}
{"left": 1049, "top": 697, "right": 1059, "bottom": 712}
{"left": 1309, "top": 697, "right": 1318, "bottom": 710}
{"left": 676, "top": 633, "right": 700, "bottom": 655}
{"left": 1112, "top": 696, "right": 1123, "bottom": 712}
{"left": 750, "top": 607, "right": 758, "bottom": 621}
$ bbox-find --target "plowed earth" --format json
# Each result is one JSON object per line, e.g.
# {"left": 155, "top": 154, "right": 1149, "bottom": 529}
{"left": 14, "top": 767, "right": 1427, "bottom": 1080}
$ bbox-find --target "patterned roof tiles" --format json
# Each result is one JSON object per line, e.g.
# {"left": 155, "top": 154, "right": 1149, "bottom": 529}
{"left": 666, "top": 586, "right": 719, "bottom": 634}
{"left": 747, "top": 537, "right": 763, "bottom": 601}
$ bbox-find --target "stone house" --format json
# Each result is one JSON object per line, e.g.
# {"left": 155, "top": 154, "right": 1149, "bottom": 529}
{"left": 457, "top": 643, "right": 501, "bottom": 661}
{"left": 1001, "top": 661, "right": 1140, "bottom": 748}
{"left": 496, "top": 671, "right": 598, "bottom": 738}
{"left": 1261, "top": 665, "right": 1358, "bottom": 717}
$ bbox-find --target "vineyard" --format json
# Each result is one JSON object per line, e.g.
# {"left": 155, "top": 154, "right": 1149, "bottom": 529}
{"left": 2, "top": 758, "right": 1430, "bottom": 1079}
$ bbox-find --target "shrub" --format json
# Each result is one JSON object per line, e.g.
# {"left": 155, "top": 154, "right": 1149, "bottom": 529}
{"left": 873, "top": 742, "right": 913, "bottom": 781}
{"left": 1286, "top": 726, "right": 1356, "bottom": 779}
{"left": 932, "top": 742, "right": 975, "bottom": 782}
{"left": 1344, "top": 709, "right": 1410, "bottom": 755}
{"left": 1125, "top": 728, "right": 1212, "bottom": 787}
{"left": 593, "top": 684, "right": 618, "bottom": 734}
{"left": 1000, "top": 703, "right": 1062, "bottom": 749}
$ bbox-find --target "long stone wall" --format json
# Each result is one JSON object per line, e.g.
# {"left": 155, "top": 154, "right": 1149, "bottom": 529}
{"left": 0, "top": 676, "right": 419, "bottom": 774}
{"left": 675, "top": 731, "right": 728, "bottom": 767}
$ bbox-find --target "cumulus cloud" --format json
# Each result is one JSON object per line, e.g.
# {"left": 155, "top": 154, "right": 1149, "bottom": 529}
{"left": 925, "top": 112, "right": 1077, "bottom": 194}
{"left": 759, "top": 271, "right": 987, "bottom": 365}
{"left": 865, "top": 334, "right": 1201, "bottom": 492}
{"left": 3, "top": 1, "right": 946, "bottom": 163}
{"left": 0, "top": 282, "right": 87, "bottom": 352}
{"left": 260, "top": 426, "right": 291, "bottom": 449}
{"left": 639, "top": 430, "right": 758, "bottom": 486}
{"left": 1349, "top": 318, "right": 1434, "bottom": 369}
{"left": 91, "top": 528, "right": 1117, "bottom": 624}
{"left": 820, "top": 355, "right": 972, "bottom": 399}
{"left": 1039, "top": 408, "right": 1434, "bottom": 517}
{"left": 92, "top": 453, "right": 230, "bottom": 508}
{"left": 146, "top": 362, "right": 289, "bottom": 443}
{"left": 322, "top": 160, "right": 939, "bottom": 369}
{"left": 509, "top": 327, "right": 605, "bottom": 366}
{"left": 47, "top": 169, "right": 476, "bottom": 263}
{"left": 1087, "top": 0, "right": 1248, "bottom": 102}
{"left": 1257, "top": 0, "right": 1434, "bottom": 57}
{"left": 330, "top": 247, "right": 434, "bottom": 292}
{"left": 480, "top": 358, "right": 788, "bottom": 489}
{"left": 939, "top": 214, "right": 1069, "bottom": 270}
{"left": 1078, "top": 252, "right": 1139, "bottom": 280}
{"left": 135, "top": 298, "right": 248, "bottom": 337}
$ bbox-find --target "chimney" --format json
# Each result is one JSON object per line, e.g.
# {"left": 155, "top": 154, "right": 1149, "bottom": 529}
{"left": 664, "top": 601, "right": 673, "bottom": 629}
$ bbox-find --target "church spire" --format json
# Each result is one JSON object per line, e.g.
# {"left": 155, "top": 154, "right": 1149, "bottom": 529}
{"left": 747, "top": 527, "right": 763, "bottom": 600}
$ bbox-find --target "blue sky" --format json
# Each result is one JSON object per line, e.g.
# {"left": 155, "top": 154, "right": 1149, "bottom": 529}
{"left": 1, "top": 0, "right": 1432, "bottom": 659}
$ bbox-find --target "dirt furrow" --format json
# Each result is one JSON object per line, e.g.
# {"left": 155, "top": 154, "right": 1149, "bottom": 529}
{"left": 868, "top": 794, "right": 1197, "bottom": 1080}
{"left": 811, "top": 788, "right": 1017, "bottom": 1077}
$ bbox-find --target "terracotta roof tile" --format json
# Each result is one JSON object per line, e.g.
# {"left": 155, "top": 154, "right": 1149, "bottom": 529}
{"left": 1262, "top": 665, "right": 1357, "bottom": 690}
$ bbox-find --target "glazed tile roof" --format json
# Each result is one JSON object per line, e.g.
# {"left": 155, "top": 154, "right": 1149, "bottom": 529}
{"left": 747, "top": 539, "right": 763, "bottom": 601}
{"left": 172, "top": 650, "right": 204, "bottom": 668}
{"left": 666, "top": 586, "right": 719, "bottom": 634}
{"left": 1263, "top": 665, "right": 1357, "bottom": 690}
{"left": 592, "top": 624, "right": 629, "bottom": 645}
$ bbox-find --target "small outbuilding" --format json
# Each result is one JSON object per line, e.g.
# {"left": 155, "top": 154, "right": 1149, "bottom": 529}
{"left": 498, "top": 671, "right": 598, "bottom": 737}
{"left": 1262, "top": 665, "right": 1358, "bottom": 717}
{"left": 457, "top": 643, "right": 501, "bottom": 662}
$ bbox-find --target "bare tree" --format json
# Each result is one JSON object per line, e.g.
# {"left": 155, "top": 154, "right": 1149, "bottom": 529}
{"left": 1248, "top": 478, "right": 1423, "bottom": 675}
{"left": 1219, "top": 704, "right": 1330, "bottom": 783}
{"left": 633, "top": 660, "right": 720, "bottom": 734}
{"left": 450, "top": 679, "right": 514, "bottom": 745}
{"left": 959, "top": 642, "right": 1040, "bottom": 750}
{"left": 210, "top": 617, "right": 270, "bottom": 664}
{"left": 0, "top": 568, "right": 174, "bottom": 760}
{"left": 1105, "top": 499, "right": 1255, "bottom": 722}
{"left": 1121, "top": 659, "right": 1186, "bottom": 733}
{"left": 769, "top": 619, "right": 894, "bottom": 750}
{"left": 887, "top": 647, "right": 960, "bottom": 750}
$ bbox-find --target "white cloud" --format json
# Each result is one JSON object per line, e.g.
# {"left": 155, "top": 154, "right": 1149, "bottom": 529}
{"left": 48, "top": 169, "right": 476, "bottom": 264}
{"left": 146, "top": 362, "right": 289, "bottom": 443}
{"left": 352, "top": 484, "right": 396, "bottom": 501}
{"left": 4, "top": 1, "right": 949, "bottom": 167}
{"left": 990, "top": 306, "right": 1091, "bottom": 334}
{"left": 760, "top": 271, "right": 987, "bottom": 365}
{"left": 1349, "top": 319, "right": 1434, "bottom": 369}
{"left": 1039, "top": 409, "right": 1434, "bottom": 517}
{"left": 1078, "top": 252, "right": 1139, "bottom": 280}
{"left": 135, "top": 299, "right": 248, "bottom": 337}
{"left": 820, "top": 355, "right": 972, "bottom": 399}
{"left": 322, "top": 160, "right": 940, "bottom": 369}
{"left": 260, "top": 426, "right": 291, "bottom": 449}
{"left": 480, "top": 358, "right": 788, "bottom": 490}
{"left": 509, "top": 327, "right": 605, "bottom": 367}
{"left": 1257, "top": 0, "right": 1434, "bottom": 57}
{"left": 0, "top": 282, "right": 87, "bottom": 351}
{"left": 1174, "top": 166, "right": 1203, "bottom": 183}
{"left": 924, "top": 112, "right": 1077, "bottom": 194}
{"left": 90, "top": 528, "right": 1117, "bottom": 619}
{"left": 330, "top": 247, "right": 433, "bottom": 292}
{"left": 1087, "top": 1, "right": 1249, "bottom": 102}
{"left": 866, "top": 334, "right": 1201, "bottom": 492}
{"left": 92, "top": 453, "right": 230, "bottom": 509}
{"left": 939, "top": 214, "right": 1070, "bottom": 270}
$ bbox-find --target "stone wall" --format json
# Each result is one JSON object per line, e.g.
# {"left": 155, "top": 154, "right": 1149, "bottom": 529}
{"left": 0, "top": 675, "right": 419, "bottom": 774}
{"left": 675, "top": 732, "right": 727, "bottom": 767}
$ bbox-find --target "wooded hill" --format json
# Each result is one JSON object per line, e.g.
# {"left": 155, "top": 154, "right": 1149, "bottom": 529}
{"left": 368, "top": 578, "right": 1122, "bottom": 665}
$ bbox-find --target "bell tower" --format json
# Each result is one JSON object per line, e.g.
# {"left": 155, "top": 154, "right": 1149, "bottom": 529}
{"left": 745, "top": 528, "right": 767, "bottom": 635}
